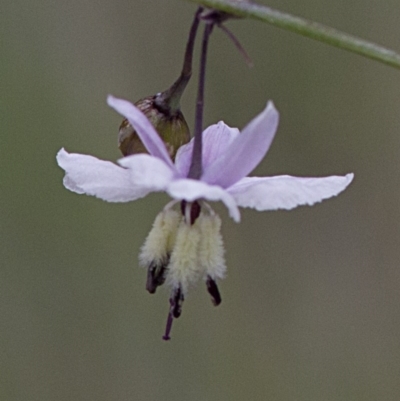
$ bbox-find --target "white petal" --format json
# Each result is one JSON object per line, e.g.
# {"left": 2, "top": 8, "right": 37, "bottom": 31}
{"left": 167, "top": 179, "right": 241, "bottom": 222}
{"left": 175, "top": 122, "right": 239, "bottom": 177}
{"left": 56, "top": 148, "right": 151, "bottom": 202}
{"left": 118, "top": 154, "right": 175, "bottom": 192}
{"left": 201, "top": 102, "right": 279, "bottom": 188}
{"left": 107, "top": 95, "right": 175, "bottom": 170}
{"left": 228, "top": 173, "right": 354, "bottom": 211}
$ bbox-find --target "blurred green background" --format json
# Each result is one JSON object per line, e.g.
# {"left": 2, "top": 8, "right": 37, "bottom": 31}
{"left": 2, "top": 0, "right": 400, "bottom": 400}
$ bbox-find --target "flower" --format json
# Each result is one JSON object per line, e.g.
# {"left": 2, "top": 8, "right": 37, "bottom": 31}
{"left": 58, "top": 96, "right": 353, "bottom": 221}
{"left": 57, "top": 95, "right": 354, "bottom": 339}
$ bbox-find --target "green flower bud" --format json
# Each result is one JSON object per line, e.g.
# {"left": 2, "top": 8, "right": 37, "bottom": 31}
{"left": 118, "top": 91, "right": 190, "bottom": 161}
{"left": 118, "top": 7, "right": 202, "bottom": 162}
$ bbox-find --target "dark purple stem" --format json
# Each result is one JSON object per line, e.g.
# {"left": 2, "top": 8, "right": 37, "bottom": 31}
{"left": 156, "top": 7, "right": 203, "bottom": 113}
{"left": 206, "top": 275, "right": 222, "bottom": 306}
{"left": 188, "top": 22, "right": 214, "bottom": 179}
{"left": 182, "top": 7, "right": 203, "bottom": 79}
{"left": 163, "top": 309, "right": 174, "bottom": 341}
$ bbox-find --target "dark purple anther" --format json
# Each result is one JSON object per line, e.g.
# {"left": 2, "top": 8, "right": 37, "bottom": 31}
{"left": 172, "top": 287, "right": 184, "bottom": 318}
{"left": 206, "top": 276, "right": 222, "bottom": 306}
{"left": 146, "top": 260, "right": 168, "bottom": 294}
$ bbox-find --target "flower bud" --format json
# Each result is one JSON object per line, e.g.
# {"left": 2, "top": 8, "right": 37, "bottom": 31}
{"left": 119, "top": 77, "right": 190, "bottom": 161}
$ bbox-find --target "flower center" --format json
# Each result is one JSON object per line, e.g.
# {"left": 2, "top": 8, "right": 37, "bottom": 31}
{"left": 140, "top": 201, "right": 226, "bottom": 340}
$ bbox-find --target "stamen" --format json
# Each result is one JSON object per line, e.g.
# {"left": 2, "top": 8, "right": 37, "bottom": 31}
{"left": 206, "top": 275, "right": 222, "bottom": 306}
{"left": 146, "top": 260, "right": 168, "bottom": 294}
{"left": 198, "top": 213, "right": 226, "bottom": 285}
{"left": 172, "top": 287, "right": 185, "bottom": 318}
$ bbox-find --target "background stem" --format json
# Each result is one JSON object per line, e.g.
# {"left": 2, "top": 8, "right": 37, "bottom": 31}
{"left": 185, "top": 0, "right": 400, "bottom": 70}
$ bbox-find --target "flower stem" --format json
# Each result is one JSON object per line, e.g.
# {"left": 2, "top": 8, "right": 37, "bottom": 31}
{"left": 185, "top": 0, "right": 400, "bottom": 70}
{"left": 188, "top": 22, "right": 214, "bottom": 179}
{"left": 218, "top": 23, "right": 253, "bottom": 67}
{"left": 182, "top": 7, "right": 204, "bottom": 79}
{"left": 156, "top": 7, "right": 203, "bottom": 114}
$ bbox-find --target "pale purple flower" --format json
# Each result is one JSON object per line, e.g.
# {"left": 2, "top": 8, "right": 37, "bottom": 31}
{"left": 56, "top": 95, "right": 353, "bottom": 339}
{"left": 57, "top": 95, "right": 353, "bottom": 222}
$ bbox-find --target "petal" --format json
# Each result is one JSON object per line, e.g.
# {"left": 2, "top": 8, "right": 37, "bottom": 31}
{"left": 107, "top": 95, "right": 175, "bottom": 170}
{"left": 56, "top": 148, "right": 151, "bottom": 202}
{"left": 118, "top": 154, "right": 175, "bottom": 192}
{"left": 175, "top": 122, "right": 239, "bottom": 177}
{"left": 174, "top": 140, "right": 193, "bottom": 177}
{"left": 201, "top": 102, "right": 279, "bottom": 188}
{"left": 167, "top": 179, "right": 241, "bottom": 222}
{"left": 228, "top": 173, "right": 354, "bottom": 211}
{"left": 202, "top": 122, "right": 240, "bottom": 167}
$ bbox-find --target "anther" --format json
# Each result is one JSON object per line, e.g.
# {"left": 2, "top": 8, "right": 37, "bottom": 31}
{"left": 206, "top": 276, "right": 222, "bottom": 306}
{"left": 172, "top": 287, "right": 185, "bottom": 318}
{"left": 146, "top": 260, "right": 168, "bottom": 294}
